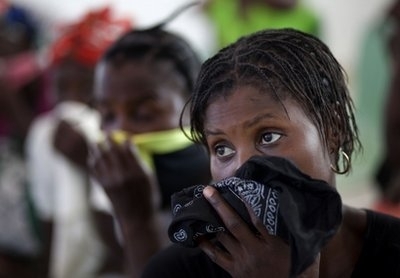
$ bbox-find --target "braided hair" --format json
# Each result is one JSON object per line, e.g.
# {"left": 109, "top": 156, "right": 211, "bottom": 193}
{"left": 98, "top": 3, "right": 201, "bottom": 96}
{"left": 188, "top": 28, "right": 361, "bottom": 173}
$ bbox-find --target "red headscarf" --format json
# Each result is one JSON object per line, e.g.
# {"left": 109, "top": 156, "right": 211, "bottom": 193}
{"left": 49, "top": 7, "right": 132, "bottom": 67}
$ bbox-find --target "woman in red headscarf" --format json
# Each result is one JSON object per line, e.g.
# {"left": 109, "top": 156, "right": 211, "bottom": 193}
{"left": 25, "top": 7, "right": 132, "bottom": 277}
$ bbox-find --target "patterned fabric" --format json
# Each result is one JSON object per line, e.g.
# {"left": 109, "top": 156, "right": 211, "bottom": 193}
{"left": 142, "top": 210, "right": 400, "bottom": 278}
{"left": 48, "top": 7, "right": 132, "bottom": 67}
{"left": 168, "top": 155, "right": 342, "bottom": 276}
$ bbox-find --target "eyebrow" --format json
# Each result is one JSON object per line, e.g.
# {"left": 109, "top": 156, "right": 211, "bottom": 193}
{"left": 98, "top": 92, "right": 158, "bottom": 103}
{"left": 205, "top": 112, "right": 277, "bottom": 136}
{"left": 244, "top": 112, "right": 277, "bottom": 128}
{"left": 204, "top": 128, "right": 223, "bottom": 137}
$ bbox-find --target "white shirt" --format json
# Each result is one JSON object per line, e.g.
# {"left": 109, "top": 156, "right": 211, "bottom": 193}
{"left": 26, "top": 101, "right": 105, "bottom": 278}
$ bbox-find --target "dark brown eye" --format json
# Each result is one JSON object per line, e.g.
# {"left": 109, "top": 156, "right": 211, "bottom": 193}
{"left": 261, "top": 132, "right": 281, "bottom": 145}
{"left": 214, "top": 145, "right": 235, "bottom": 158}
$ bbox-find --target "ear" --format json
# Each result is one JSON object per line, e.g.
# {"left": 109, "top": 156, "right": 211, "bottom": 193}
{"left": 327, "top": 127, "right": 340, "bottom": 152}
{"left": 326, "top": 125, "right": 341, "bottom": 166}
{"left": 326, "top": 105, "right": 343, "bottom": 156}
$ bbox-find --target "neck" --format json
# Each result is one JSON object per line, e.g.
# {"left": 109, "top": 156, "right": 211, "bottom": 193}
{"left": 319, "top": 205, "right": 367, "bottom": 277}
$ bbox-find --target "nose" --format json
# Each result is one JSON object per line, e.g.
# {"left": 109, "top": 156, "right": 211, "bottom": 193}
{"left": 108, "top": 114, "right": 134, "bottom": 133}
{"left": 117, "top": 116, "right": 131, "bottom": 132}
{"left": 211, "top": 144, "right": 264, "bottom": 181}
{"left": 234, "top": 145, "right": 263, "bottom": 173}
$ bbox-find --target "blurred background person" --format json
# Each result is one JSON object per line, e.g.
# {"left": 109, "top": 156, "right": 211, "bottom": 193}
{"left": 0, "top": 1, "right": 50, "bottom": 276}
{"left": 355, "top": 0, "right": 400, "bottom": 217}
{"left": 89, "top": 7, "right": 211, "bottom": 276}
{"left": 371, "top": 0, "right": 400, "bottom": 217}
{"left": 9, "top": 0, "right": 394, "bottom": 210}
{"left": 25, "top": 6, "right": 132, "bottom": 277}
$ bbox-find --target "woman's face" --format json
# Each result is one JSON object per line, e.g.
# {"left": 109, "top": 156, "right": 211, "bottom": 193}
{"left": 95, "top": 60, "right": 187, "bottom": 134}
{"left": 53, "top": 60, "right": 94, "bottom": 104}
{"left": 204, "top": 85, "right": 335, "bottom": 185}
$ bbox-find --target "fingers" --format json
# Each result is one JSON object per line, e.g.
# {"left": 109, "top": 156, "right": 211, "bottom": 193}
{"left": 203, "top": 185, "right": 274, "bottom": 242}
{"left": 198, "top": 237, "right": 232, "bottom": 270}
{"left": 87, "top": 143, "right": 98, "bottom": 169}
{"left": 88, "top": 142, "right": 109, "bottom": 182}
{"left": 242, "top": 197, "right": 272, "bottom": 239}
{"left": 202, "top": 186, "right": 294, "bottom": 277}
{"left": 88, "top": 134, "right": 152, "bottom": 189}
{"left": 107, "top": 137, "right": 132, "bottom": 172}
{"left": 88, "top": 137, "right": 131, "bottom": 183}
{"left": 203, "top": 186, "right": 253, "bottom": 241}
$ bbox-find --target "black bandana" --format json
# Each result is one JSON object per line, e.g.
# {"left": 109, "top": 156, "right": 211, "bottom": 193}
{"left": 153, "top": 144, "right": 211, "bottom": 209}
{"left": 168, "top": 156, "right": 342, "bottom": 276}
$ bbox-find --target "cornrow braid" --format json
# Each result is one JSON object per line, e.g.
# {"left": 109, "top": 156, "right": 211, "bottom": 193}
{"left": 188, "top": 28, "right": 361, "bottom": 173}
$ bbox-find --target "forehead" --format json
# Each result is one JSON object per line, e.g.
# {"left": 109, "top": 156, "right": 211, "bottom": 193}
{"left": 95, "top": 59, "right": 186, "bottom": 101}
{"left": 204, "top": 85, "right": 310, "bottom": 129}
{"left": 54, "top": 60, "right": 93, "bottom": 78}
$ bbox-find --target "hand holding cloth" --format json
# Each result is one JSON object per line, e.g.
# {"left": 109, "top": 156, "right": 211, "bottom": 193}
{"left": 168, "top": 156, "right": 342, "bottom": 276}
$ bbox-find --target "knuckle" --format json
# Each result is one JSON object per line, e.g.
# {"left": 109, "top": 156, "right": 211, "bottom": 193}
{"left": 226, "top": 219, "right": 243, "bottom": 233}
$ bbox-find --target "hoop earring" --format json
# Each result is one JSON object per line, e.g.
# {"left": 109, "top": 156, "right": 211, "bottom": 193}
{"left": 330, "top": 150, "right": 350, "bottom": 175}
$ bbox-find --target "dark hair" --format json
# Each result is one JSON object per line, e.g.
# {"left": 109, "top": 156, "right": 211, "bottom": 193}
{"left": 187, "top": 28, "right": 361, "bottom": 173}
{"left": 1, "top": 3, "right": 39, "bottom": 48}
{"left": 99, "top": 24, "right": 201, "bottom": 96}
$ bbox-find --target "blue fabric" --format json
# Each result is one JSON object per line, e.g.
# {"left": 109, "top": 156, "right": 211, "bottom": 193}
{"left": 3, "top": 4, "right": 38, "bottom": 41}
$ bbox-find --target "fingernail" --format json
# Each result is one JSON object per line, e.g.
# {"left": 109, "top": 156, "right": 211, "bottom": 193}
{"left": 203, "top": 186, "right": 214, "bottom": 198}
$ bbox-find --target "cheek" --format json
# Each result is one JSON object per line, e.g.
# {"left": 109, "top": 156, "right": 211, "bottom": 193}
{"left": 289, "top": 139, "right": 333, "bottom": 185}
{"left": 156, "top": 97, "right": 185, "bottom": 128}
{"left": 150, "top": 111, "right": 180, "bottom": 131}
{"left": 210, "top": 158, "right": 235, "bottom": 182}
{"left": 210, "top": 158, "right": 219, "bottom": 181}
{"left": 299, "top": 153, "right": 332, "bottom": 182}
{"left": 100, "top": 119, "right": 120, "bottom": 133}
{"left": 165, "top": 106, "right": 182, "bottom": 126}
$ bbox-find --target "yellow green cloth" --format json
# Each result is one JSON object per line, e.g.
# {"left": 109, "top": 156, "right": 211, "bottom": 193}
{"left": 207, "top": 0, "right": 320, "bottom": 48}
{"left": 104, "top": 128, "right": 193, "bottom": 170}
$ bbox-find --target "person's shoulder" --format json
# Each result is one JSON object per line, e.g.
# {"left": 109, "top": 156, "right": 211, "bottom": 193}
{"left": 365, "top": 209, "right": 400, "bottom": 239}
{"left": 343, "top": 206, "right": 400, "bottom": 247}
{"left": 352, "top": 209, "right": 400, "bottom": 277}
{"left": 342, "top": 205, "right": 368, "bottom": 234}
{"left": 142, "top": 244, "right": 228, "bottom": 278}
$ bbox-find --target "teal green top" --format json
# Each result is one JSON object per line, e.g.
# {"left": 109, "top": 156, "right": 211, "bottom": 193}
{"left": 207, "top": 0, "right": 320, "bottom": 48}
